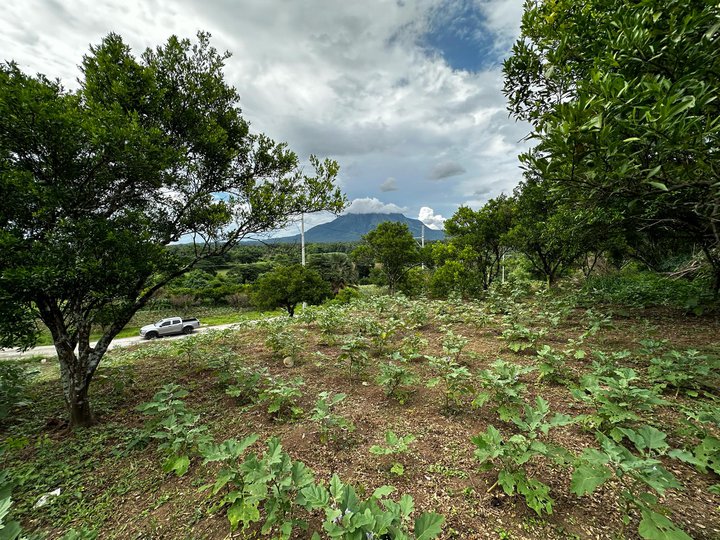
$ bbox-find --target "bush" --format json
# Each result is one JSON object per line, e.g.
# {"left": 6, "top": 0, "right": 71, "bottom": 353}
{"left": 325, "top": 286, "right": 361, "bottom": 306}
{"left": 0, "top": 362, "right": 33, "bottom": 421}
{"left": 582, "top": 269, "right": 712, "bottom": 311}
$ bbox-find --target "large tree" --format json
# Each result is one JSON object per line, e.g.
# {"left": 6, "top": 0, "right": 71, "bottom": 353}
{"left": 504, "top": 175, "right": 596, "bottom": 286}
{"left": 504, "top": 0, "right": 720, "bottom": 290}
{"left": 252, "top": 264, "right": 331, "bottom": 317}
{"left": 442, "top": 195, "right": 516, "bottom": 291}
{"left": 0, "top": 33, "right": 345, "bottom": 427}
{"left": 351, "top": 222, "right": 420, "bottom": 294}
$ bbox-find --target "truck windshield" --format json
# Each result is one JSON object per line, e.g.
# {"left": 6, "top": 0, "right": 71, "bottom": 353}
{"left": 156, "top": 320, "right": 165, "bottom": 326}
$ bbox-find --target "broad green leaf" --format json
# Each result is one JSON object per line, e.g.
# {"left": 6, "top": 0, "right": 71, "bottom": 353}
{"left": 570, "top": 463, "right": 611, "bottom": 496}
{"left": 329, "top": 474, "right": 344, "bottom": 500}
{"left": 414, "top": 512, "right": 445, "bottom": 540}
{"left": 399, "top": 494, "right": 415, "bottom": 518}
{"left": 299, "top": 484, "right": 330, "bottom": 509}
{"left": 162, "top": 454, "right": 190, "bottom": 476}
{"left": 638, "top": 509, "right": 692, "bottom": 540}
{"left": 636, "top": 426, "right": 668, "bottom": 451}
{"left": 227, "top": 500, "right": 260, "bottom": 531}
{"left": 372, "top": 485, "right": 395, "bottom": 499}
{"left": 0, "top": 520, "right": 22, "bottom": 540}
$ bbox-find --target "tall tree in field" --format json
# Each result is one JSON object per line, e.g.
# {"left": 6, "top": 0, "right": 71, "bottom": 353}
{"left": 504, "top": 0, "right": 720, "bottom": 291}
{"left": 307, "top": 252, "right": 357, "bottom": 294}
{"left": 252, "top": 264, "right": 331, "bottom": 317}
{"left": 504, "top": 175, "right": 596, "bottom": 286}
{"left": 0, "top": 33, "right": 345, "bottom": 427}
{"left": 352, "top": 222, "right": 419, "bottom": 294}
{"left": 443, "top": 195, "right": 516, "bottom": 291}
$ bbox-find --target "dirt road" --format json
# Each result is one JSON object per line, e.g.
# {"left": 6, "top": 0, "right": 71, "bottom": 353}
{"left": 0, "top": 323, "right": 243, "bottom": 360}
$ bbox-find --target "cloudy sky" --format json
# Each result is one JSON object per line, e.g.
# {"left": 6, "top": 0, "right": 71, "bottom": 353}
{"left": 1, "top": 0, "right": 531, "bottom": 232}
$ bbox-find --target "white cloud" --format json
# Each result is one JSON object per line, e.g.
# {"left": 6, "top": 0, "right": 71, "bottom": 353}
{"left": 418, "top": 207, "right": 446, "bottom": 230}
{"left": 380, "top": 177, "right": 398, "bottom": 192}
{"left": 0, "top": 0, "right": 532, "bottom": 225}
{"left": 345, "top": 198, "right": 407, "bottom": 214}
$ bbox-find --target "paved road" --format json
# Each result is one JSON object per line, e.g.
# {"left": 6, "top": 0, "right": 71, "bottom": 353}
{"left": 0, "top": 323, "right": 243, "bottom": 360}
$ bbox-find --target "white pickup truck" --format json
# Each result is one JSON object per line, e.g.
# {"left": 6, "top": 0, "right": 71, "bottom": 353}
{"left": 140, "top": 317, "right": 201, "bottom": 339}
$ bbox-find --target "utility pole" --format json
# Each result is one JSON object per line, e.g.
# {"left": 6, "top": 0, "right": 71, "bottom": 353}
{"left": 301, "top": 213, "right": 307, "bottom": 310}
{"left": 301, "top": 213, "right": 306, "bottom": 267}
{"left": 421, "top": 223, "right": 425, "bottom": 270}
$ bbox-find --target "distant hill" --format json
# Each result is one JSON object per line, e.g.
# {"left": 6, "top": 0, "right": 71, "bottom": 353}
{"left": 268, "top": 213, "right": 445, "bottom": 244}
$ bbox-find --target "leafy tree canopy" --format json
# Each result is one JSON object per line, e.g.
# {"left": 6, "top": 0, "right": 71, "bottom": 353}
{"left": 251, "top": 264, "right": 331, "bottom": 317}
{"left": 504, "top": 0, "right": 720, "bottom": 289}
{"left": 0, "top": 32, "right": 345, "bottom": 427}
{"left": 351, "top": 222, "right": 419, "bottom": 295}
{"left": 443, "top": 195, "right": 516, "bottom": 290}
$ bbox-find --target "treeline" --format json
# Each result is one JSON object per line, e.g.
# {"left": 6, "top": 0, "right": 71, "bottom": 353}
{"left": 158, "top": 242, "right": 359, "bottom": 309}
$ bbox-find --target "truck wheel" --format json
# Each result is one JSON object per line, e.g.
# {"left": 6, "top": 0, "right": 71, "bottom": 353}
{"left": 182, "top": 326, "right": 194, "bottom": 335}
{"left": 146, "top": 331, "right": 159, "bottom": 340}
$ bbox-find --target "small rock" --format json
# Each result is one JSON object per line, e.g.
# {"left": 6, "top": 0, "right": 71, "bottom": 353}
{"left": 282, "top": 356, "right": 294, "bottom": 367}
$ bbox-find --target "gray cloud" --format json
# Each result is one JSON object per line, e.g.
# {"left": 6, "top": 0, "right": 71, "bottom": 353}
{"left": 429, "top": 161, "right": 467, "bottom": 180}
{"left": 380, "top": 177, "right": 399, "bottom": 192}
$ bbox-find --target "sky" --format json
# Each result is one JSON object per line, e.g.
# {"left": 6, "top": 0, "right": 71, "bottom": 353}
{"left": 0, "top": 0, "right": 531, "bottom": 233}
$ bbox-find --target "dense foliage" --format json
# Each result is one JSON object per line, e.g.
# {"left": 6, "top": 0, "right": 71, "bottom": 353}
{"left": 504, "top": 0, "right": 720, "bottom": 290}
{"left": 0, "top": 33, "right": 344, "bottom": 426}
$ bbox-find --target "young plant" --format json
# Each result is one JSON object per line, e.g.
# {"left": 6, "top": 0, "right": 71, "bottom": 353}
{"left": 474, "top": 359, "right": 535, "bottom": 421}
{"left": 501, "top": 323, "right": 547, "bottom": 353}
{"left": 377, "top": 360, "right": 418, "bottom": 404}
{"left": 338, "top": 336, "right": 370, "bottom": 380}
{"left": 572, "top": 428, "right": 690, "bottom": 540}
{"left": 300, "top": 474, "right": 444, "bottom": 539}
{"left": 426, "top": 356, "right": 474, "bottom": 414}
{"left": 309, "top": 392, "right": 355, "bottom": 445}
{"left": 405, "top": 303, "right": 430, "bottom": 328}
{"left": 399, "top": 333, "right": 428, "bottom": 361}
{"left": 571, "top": 368, "right": 667, "bottom": 433}
{"left": 368, "top": 318, "right": 403, "bottom": 355}
{"left": 0, "top": 362, "right": 37, "bottom": 421}
{"left": 201, "top": 435, "right": 315, "bottom": 538}
{"left": 265, "top": 324, "right": 305, "bottom": 361}
{"left": 257, "top": 377, "right": 305, "bottom": 421}
{"left": 315, "top": 307, "right": 347, "bottom": 344}
{"left": 535, "top": 345, "right": 571, "bottom": 384}
{"left": 647, "top": 349, "right": 719, "bottom": 397}
{"left": 472, "top": 396, "right": 572, "bottom": 516}
{"left": 441, "top": 329, "right": 469, "bottom": 362}
{"left": 370, "top": 430, "right": 417, "bottom": 476}
{"left": 225, "top": 366, "right": 268, "bottom": 405}
{"left": 136, "top": 384, "right": 212, "bottom": 476}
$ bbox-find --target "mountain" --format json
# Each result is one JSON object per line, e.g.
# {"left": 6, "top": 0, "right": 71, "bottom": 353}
{"left": 269, "top": 213, "right": 445, "bottom": 243}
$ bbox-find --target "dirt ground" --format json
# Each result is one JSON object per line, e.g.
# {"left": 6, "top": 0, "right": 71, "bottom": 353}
{"left": 2, "top": 295, "right": 719, "bottom": 540}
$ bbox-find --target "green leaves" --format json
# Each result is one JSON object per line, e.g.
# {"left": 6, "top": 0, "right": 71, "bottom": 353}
{"left": 162, "top": 454, "right": 190, "bottom": 476}
{"left": 414, "top": 512, "right": 445, "bottom": 540}
{"left": 570, "top": 462, "right": 611, "bottom": 496}
{"left": 370, "top": 430, "right": 416, "bottom": 456}
{"left": 638, "top": 510, "right": 692, "bottom": 540}
{"left": 471, "top": 398, "right": 572, "bottom": 516}
{"left": 227, "top": 500, "right": 260, "bottom": 531}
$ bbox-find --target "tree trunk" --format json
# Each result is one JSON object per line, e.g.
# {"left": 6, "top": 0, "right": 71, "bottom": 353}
{"left": 68, "top": 383, "right": 94, "bottom": 428}
{"left": 56, "top": 345, "right": 96, "bottom": 428}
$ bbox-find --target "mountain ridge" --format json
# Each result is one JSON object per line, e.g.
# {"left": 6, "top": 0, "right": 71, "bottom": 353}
{"left": 266, "top": 212, "right": 445, "bottom": 243}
